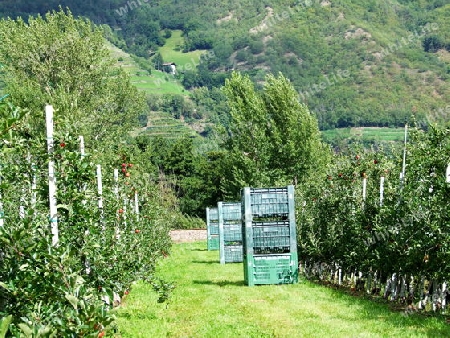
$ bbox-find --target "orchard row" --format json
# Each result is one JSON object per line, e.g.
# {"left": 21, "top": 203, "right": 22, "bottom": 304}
{"left": 297, "top": 125, "right": 450, "bottom": 311}
{"left": 0, "top": 105, "right": 174, "bottom": 337}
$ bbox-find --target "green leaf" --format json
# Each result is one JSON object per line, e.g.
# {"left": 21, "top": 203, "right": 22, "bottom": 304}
{"left": 19, "top": 263, "right": 29, "bottom": 271}
{"left": 56, "top": 204, "right": 70, "bottom": 213}
{"left": 65, "top": 294, "right": 79, "bottom": 310}
{"left": 0, "top": 282, "right": 9, "bottom": 291}
{"left": 37, "top": 325, "right": 52, "bottom": 336}
{"left": 17, "top": 323, "right": 33, "bottom": 337}
{"left": 0, "top": 315, "right": 12, "bottom": 338}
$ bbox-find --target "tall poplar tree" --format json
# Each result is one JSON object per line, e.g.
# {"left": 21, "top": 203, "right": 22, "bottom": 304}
{"left": 222, "top": 71, "right": 330, "bottom": 193}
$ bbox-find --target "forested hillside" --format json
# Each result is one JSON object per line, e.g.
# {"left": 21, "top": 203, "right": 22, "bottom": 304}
{"left": 0, "top": 0, "right": 449, "bottom": 130}
{"left": 1, "top": 6, "right": 450, "bottom": 336}
{"left": 1, "top": 0, "right": 449, "bottom": 217}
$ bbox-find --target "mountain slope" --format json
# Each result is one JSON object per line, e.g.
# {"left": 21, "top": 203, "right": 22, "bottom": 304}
{"left": 0, "top": 0, "right": 449, "bottom": 130}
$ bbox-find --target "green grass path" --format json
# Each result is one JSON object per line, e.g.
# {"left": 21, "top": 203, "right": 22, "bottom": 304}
{"left": 115, "top": 241, "right": 450, "bottom": 337}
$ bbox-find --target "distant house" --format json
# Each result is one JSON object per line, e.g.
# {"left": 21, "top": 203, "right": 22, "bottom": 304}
{"left": 162, "top": 62, "right": 176, "bottom": 75}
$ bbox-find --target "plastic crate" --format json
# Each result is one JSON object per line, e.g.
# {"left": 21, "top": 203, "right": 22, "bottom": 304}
{"left": 252, "top": 221, "right": 291, "bottom": 254}
{"left": 219, "top": 202, "right": 244, "bottom": 264}
{"left": 207, "top": 234, "right": 220, "bottom": 251}
{"left": 241, "top": 187, "right": 295, "bottom": 221}
{"left": 249, "top": 187, "right": 290, "bottom": 219}
{"left": 243, "top": 253, "right": 298, "bottom": 286}
{"left": 221, "top": 202, "right": 241, "bottom": 221}
{"left": 241, "top": 185, "right": 298, "bottom": 285}
{"left": 241, "top": 186, "right": 297, "bottom": 253}
{"left": 208, "top": 207, "right": 219, "bottom": 219}
{"left": 224, "top": 245, "right": 243, "bottom": 263}
{"left": 223, "top": 224, "right": 242, "bottom": 243}
{"left": 206, "top": 207, "right": 219, "bottom": 251}
{"left": 209, "top": 224, "right": 219, "bottom": 235}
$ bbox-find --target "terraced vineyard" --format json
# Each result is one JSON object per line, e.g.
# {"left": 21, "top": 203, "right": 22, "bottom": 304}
{"left": 140, "top": 111, "right": 198, "bottom": 139}
{"left": 106, "top": 37, "right": 204, "bottom": 140}
{"left": 321, "top": 127, "right": 406, "bottom": 145}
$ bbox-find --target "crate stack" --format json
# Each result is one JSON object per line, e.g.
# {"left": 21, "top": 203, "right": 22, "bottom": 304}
{"left": 218, "top": 202, "right": 243, "bottom": 264}
{"left": 206, "top": 207, "right": 219, "bottom": 251}
{"left": 241, "top": 185, "right": 298, "bottom": 286}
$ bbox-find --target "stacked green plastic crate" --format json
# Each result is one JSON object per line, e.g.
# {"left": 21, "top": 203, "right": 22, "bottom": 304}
{"left": 206, "top": 207, "right": 219, "bottom": 251}
{"left": 242, "top": 185, "right": 298, "bottom": 286}
{"left": 218, "top": 202, "right": 242, "bottom": 264}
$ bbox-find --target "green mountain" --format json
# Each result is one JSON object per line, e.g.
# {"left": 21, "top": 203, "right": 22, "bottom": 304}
{"left": 0, "top": 0, "right": 449, "bottom": 130}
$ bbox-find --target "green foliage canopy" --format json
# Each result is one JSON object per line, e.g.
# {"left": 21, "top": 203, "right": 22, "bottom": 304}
{"left": 222, "top": 71, "right": 331, "bottom": 190}
{"left": 0, "top": 8, "right": 145, "bottom": 152}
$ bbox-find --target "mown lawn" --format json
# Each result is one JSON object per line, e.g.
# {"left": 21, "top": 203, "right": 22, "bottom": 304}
{"left": 158, "top": 30, "right": 208, "bottom": 67}
{"left": 114, "top": 241, "right": 450, "bottom": 338}
{"left": 129, "top": 71, "right": 187, "bottom": 95}
{"left": 106, "top": 40, "right": 187, "bottom": 95}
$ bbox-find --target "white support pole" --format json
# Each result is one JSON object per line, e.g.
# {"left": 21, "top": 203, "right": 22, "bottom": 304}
{"left": 418, "top": 276, "right": 425, "bottom": 309}
{"left": 19, "top": 200, "right": 25, "bottom": 219}
{"left": 79, "top": 135, "right": 85, "bottom": 158}
{"left": 446, "top": 164, "right": 450, "bottom": 183}
{"left": 46, "top": 105, "right": 58, "bottom": 246}
{"left": 379, "top": 176, "right": 385, "bottom": 206}
{"left": 130, "top": 195, "right": 134, "bottom": 214}
{"left": 362, "top": 177, "right": 367, "bottom": 201}
{"left": 401, "top": 124, "right": 408, "bottom": 184}
{"left": 31, "top": 163, "right": 37, "bottom": 210}
{"left": 114, "top": 169, "right": 120, "bottom": 239}
{"left": 20, "top": 162, "right": 26, "bottom": 219}
{"left": 77, "top": 136, "right": 90, "bottom": 273}
{"left": 367, "top": 270, "right": 372, "bottom": 294}
{"left": 96, "top": 164, "right": 105, "bottom": 231}
{"left": 96, "top": 164, "right": 103, "bottom": 210}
